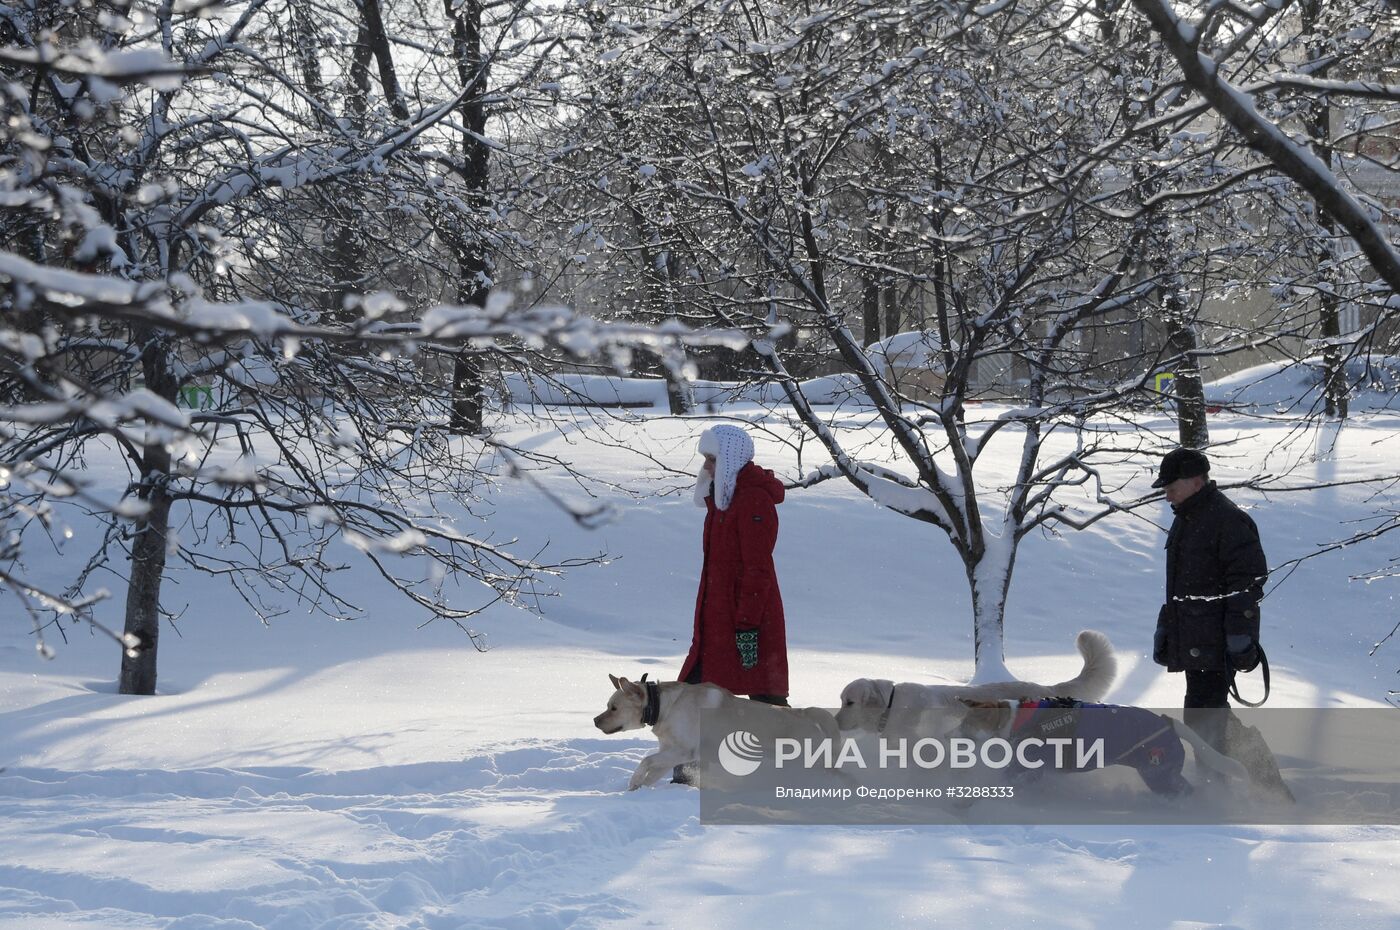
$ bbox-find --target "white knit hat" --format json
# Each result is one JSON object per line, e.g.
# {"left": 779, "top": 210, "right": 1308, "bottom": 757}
{"left": 693, "top": 424, "right": 755, "bottom": 511}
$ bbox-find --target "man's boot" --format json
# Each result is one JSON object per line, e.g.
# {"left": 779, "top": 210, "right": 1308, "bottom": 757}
{"left": 1223, "top": 713, "right": 1296, "bottom": 803}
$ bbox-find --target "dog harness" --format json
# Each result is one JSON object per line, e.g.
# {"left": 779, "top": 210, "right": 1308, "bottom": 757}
{"left": 1010, "top": 698, "right": 1189, "bottom": 796}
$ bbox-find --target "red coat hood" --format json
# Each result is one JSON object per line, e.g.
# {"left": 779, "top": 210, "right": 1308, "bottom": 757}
{"left": 736, "top": 461, "right": 785, "bottom": 506}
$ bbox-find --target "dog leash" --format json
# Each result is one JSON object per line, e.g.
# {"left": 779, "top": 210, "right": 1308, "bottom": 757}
{"left": 640, "top": 673, "right": 662, "bottom": 727}
{"left": 1229, "top": 646, "right": 1270, "bottom": 707}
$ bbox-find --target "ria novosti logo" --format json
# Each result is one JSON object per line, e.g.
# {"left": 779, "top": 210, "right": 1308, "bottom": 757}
{"left": 717, "top": 733, "right": 1111, "bottom": 775}
{"left": 718, "top": 730, "right": 764, "bottom": 776}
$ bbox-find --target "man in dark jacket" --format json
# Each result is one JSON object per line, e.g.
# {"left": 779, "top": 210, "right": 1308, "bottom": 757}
{"left": 1151, "top": 448, "right": 1295, "bottom": 801}
{"left": 1152, "top": 448, "right": 1268, "bottom": 720}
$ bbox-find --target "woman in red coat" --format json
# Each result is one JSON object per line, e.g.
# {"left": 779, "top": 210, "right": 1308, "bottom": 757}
{"left": 678, "top": 424, "right": 789, "bottom": 704}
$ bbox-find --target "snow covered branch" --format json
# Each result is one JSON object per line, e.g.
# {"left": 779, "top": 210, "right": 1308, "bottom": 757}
{"left": 1128, "top": 0, "right": 1400, "bottom": 298}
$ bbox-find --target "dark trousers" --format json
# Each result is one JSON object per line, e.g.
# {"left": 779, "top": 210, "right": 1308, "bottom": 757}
{"left": 1184, "top": 670, "right": 1231, "bottom": 708}
{"left": 1183, "top": 669, "right": 1232, "bottom": 753}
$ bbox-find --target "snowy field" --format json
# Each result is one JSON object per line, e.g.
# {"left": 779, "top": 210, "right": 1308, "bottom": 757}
{"left": 3, "top": 402, "right": 1399, "bottom": 929}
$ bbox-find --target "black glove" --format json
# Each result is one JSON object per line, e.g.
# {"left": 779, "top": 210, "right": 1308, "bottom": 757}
{"left": 1227, "top": 634, "right": 1260, "bottom": 673}
{"left": 1153, "top": 628, "right": 1169, "bottom": 667}
{"left": 736, "top": 628, "right": 759, "bottom": 670}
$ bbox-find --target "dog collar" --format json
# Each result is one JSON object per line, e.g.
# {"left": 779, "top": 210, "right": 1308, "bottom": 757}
{"left": 641, "top": 674, "right": 662, "bottom": 727}
{"left": 877, "top": 685, "right": 896, "bottom": 732}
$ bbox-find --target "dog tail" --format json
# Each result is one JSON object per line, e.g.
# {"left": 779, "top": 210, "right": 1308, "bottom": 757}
{"left": 1051, "top": 630, "right": 1117, "bottom": 702}
{"left": 1171, "top": 718, "right": 1249, "bottom": 781}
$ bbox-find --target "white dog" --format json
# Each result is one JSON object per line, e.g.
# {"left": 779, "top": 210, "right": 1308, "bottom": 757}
{"left": 594, "top": 674, "right": 841, "bottom": 790}
{"left": 835, "top": 630, "right": 1118, "bottom": 736}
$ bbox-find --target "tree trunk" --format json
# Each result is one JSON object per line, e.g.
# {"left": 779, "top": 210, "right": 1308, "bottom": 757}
{"left": 653, "top": 344, "right": 694, "bottom": 415}
{"left": 291, "top": 5, "right": 364, "bottom": 322}
{"left": 1147, "top": 204, "right": 1209, "bottom": 448}
{"left": 882, "top": 202, "right": 899, "bottom": 338}
{"left": 445, "top": 0, "right": 489, "bottom": 435}
{"left": 326, "top": 22, "right": 373, "bottom": 322}
{"left": 289, "top": 5, "right": 327, "bottom": 112}
{"left": 120, "top": 483, "right": 171, "bottom": 695}
{"left": 1319, "top": 289, "right": 1347, "bottom": 420}
{"left": 967, "top": 541, "right": 1016, "bottom": 683}
{"left": 361, "top": 0, "right": 409, "bottom": 121}
{"left": 451, "top": 353, "right": 483, "bottom": 434}
{"left": 1164, "top": 301, "right": 1210, "bottom": 449}
{"left": 1097, "top": 9, "right": 1210, "bottom": 447}
{"left": 665, "top": 378, "right": 694, "bottom": 415}
{"left": 882, "top": 287, "right": 899, "bottom": 344}
{"left": 1301, "top": 0, "right": 1348, "bottom": 420}
{"left": 120, "top": 334, "right": 177, "bottom": 695}
{"left": 863, "top": 275, "right": 880, "bottom": 347}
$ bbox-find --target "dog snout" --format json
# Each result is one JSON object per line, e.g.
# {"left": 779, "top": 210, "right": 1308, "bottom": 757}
{"left": 834, "top": 706, "right": 869, "bottom": 731}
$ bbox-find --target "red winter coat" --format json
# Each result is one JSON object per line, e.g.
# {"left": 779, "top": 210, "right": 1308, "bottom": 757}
{"left": 679, "top": 461, "right": 788, "bottom": 696}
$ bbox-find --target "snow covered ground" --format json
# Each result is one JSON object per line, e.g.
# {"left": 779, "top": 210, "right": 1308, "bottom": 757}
{"left": 3, "top": 404, "right": 1399, "bottom": 929}
{"left": 1204, "top": 356, "right": 1400, "bottom": 415}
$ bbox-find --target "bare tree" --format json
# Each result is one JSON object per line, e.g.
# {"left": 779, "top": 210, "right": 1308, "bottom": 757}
{"left": 1127, "top": 0, "right": 1400, "bottom": 303}
{"left": 541, "top": 0, "right": 1400, "bottom": 676}
{"left": 552, "top": 0, "right": 1218, "bottom": 676}
{"left": 0, "top": 1, "right": 740, "bottom": 693}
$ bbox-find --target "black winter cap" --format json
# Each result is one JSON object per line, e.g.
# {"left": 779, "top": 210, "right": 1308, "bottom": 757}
{"left": 1152, "top": 447, "right": 1210, "bottom": 488}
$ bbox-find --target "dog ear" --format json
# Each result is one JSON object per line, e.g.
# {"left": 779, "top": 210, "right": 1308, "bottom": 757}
{"left": 609, "top": 673, "right": 622, "bottom": 690}
{"left": 622, "top": 678, "right": 645, "bottom": 697}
